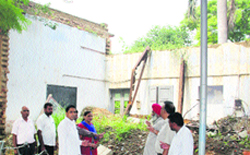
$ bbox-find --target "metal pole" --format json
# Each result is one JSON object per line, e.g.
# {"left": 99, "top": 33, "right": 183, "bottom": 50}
{"left": 199, "top": 0, "right": 207, "bottom": 154}
{"left": 0, "top": 140, "right": 4, "bottom": 155}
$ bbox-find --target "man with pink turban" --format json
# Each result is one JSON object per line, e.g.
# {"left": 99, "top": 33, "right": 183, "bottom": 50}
{"left": 143, "top": 103, "right": 165, "bottom": 155}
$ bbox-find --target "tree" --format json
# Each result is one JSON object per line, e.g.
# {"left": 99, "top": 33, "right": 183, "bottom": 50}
{"left": 228, "top": 0, "right": 250, "bottom": 42}
{"left": 0, "top": 0, "right": 55, "bottom": 35}
{"left": 0, "top": 0, "right": 31, "bottom": 35}
{"left": 217, "top": 0, "right": 228, "bottom": 43}
{"left": 182, "top": 0, "right": 249, "bottom": 44}
{"left": 187, "top": 0, "right": 198, "bottom": 21}
{"left": 123, "top": 25, "right": 191, "bottom": 53}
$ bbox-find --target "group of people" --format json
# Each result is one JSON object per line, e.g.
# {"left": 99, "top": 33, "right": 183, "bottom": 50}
{"left": 12, "top": 101, "right": 192, "bottom": 155}
{"left": 143, "top": 101, "right": 194, "bottom": 155}
{"left": 11, "top": 103, "right": 104, "bottom": 155}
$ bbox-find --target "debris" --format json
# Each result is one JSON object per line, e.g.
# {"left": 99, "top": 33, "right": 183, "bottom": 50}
{"left": 239, "top": 130, "right": 248, "bottom": 138}
{"left": 97, "top": 144, "right": 113, "bottom": 155}
{"left": 101, "top": 128, "right": 148, "bottom": 155}
{"left": 206, "top": 131, "right": 217, "bottom": 137}
{"left": 190, "top": 115, "right": 250, "bottom": 155}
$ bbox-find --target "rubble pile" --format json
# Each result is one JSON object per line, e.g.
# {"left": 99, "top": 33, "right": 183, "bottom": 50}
{"left": 188, "top": 116, "right": 250, "bottom": 155}
{"left": 101, "top": 127, "right": 148, "bottom": 155}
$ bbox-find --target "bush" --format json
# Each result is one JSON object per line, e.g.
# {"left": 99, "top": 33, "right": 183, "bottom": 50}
{"left": 93, "top": 114, "right": 147, "bottom": 142}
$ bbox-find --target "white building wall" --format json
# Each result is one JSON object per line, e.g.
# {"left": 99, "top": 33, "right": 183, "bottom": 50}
{"left": 6, "top": 15, "right": 109, "bottom": 131}
{"left": 107, "top": 43, "right": 250, "bottom": 124}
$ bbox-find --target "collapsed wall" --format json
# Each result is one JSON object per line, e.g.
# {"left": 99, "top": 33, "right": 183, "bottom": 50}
{"left": 107, "top": 42, "right": 250, "bottom": 124}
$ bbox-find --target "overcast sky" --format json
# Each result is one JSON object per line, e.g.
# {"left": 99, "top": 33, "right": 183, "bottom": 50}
{"left": 32, "top": 0, "right": 189, "bottom": 53}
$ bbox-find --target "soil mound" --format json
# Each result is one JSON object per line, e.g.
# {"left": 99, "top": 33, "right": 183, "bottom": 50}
{"left": 80, "top": 106, "right": 113, "bottom": 118}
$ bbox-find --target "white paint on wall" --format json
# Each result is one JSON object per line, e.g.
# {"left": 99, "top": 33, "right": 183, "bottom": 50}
{"left": 6, "top": 15, "right": 109, "bottom": 131}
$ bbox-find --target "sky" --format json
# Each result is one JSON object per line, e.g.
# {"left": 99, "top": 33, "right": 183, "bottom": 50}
{"left": 31, "top": 0, "right": 189, "bottom": 53}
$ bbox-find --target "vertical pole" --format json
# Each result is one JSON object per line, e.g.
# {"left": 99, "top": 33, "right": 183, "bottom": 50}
{"left": 199, "top": 0, "right": 207, "bottom": 154}
{"left": 120, "top": 90, "right": 124, "bottom": 115}
{"left": 0, "top": 140, "right": 4, "bottom": 155}
{"left": 177, "top": 59, "right": 185, "bottom": 114}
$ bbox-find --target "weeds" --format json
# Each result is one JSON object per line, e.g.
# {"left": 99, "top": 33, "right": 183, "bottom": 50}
{"left": 93, "top": 114, "right": 147, "bottom": 142}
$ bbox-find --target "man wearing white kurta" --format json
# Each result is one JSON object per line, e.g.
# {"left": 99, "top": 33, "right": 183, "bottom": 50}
{"left": 143, "top": 103, "right": 165, "bottom": 155}
{"left": 36, "top": 103, "right": 56, "bottom": 155}
{"left": 58, "top": 105, "right": 89, "bottom": 155}
{"left": 160, "top": 112, "right": 194, "bottom": 155}
{"left": 155, "top": 101, "right": 176, "bottom": 155}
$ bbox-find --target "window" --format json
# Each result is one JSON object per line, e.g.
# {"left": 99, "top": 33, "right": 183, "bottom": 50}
{"left": 199, "top": 85, "right": 223, "bottom": 104}
{"left": 149, "top": 85, "right": 174, "bottom": 105}
{"left": 110, "top": 89, "right": 130, "bottom": 114}
{"left": 47, "top": 85, "right": 77, "bottom": 108}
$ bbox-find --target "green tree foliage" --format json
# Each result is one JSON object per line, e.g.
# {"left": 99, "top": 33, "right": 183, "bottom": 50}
{"left": 181, "top": 0, "right": 250, "bottom": 45}
{"left": 229, "top": 0, "right": 250, "bottom": 42}
{"left": 124, "top": 25, "right": 191, "bottom": 53}
{"left": 0, "top": 0, "right": 31, "bottom": 34}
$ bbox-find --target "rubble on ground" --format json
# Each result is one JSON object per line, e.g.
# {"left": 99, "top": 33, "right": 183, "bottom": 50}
{"left": 100, "top": 115, "right": 249, "bottom": 155}
{"left": 101, "top": 127, "right": 148, "bottom": 155}
{"left": 187, "top": 116, "right": 250, "bottom": 155}
{"left": 80, "top": 106, "right": 113, "bottom": 118}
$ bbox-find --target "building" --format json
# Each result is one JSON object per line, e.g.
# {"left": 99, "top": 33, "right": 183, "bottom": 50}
{"left": 1, "top": 2, "right": 250, "bottom": 135}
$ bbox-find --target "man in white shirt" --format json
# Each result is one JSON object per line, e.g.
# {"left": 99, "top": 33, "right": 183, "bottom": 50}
{"left": 12, "top": 106, "right": 37, "bottom": 155}
{"left": 154, "top": 101, "right": 176, "bottom": 155}
{"left": 36, "top": 103, "right": 56, "bottom": 155}
{"left": 57, "top": 105, "right": 89, "bottom": 155}
{"left": 160, "top": 112, "right": 194, "bottom": 155}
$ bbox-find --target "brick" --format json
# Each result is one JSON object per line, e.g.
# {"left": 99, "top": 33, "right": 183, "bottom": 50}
{"left": 0, "top": 34, "right": 9, "bottom": 139}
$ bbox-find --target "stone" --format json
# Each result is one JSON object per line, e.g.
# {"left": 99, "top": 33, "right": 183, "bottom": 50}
{"left": 206, "top": 131, "right": 217, "bottom": 137}
{"left": 239, "top": 130, "right": 248, "bottom": 138}
{"left": 97, "top": 144, "right": 113, "bottom": 155}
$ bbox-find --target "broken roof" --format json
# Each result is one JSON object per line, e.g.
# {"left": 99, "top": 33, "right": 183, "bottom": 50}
{"left": 22, "top": 1, "right": 114, "bottom": 39}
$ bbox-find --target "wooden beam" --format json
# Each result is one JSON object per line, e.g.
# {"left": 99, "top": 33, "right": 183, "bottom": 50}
{"left": 124, "top": 47, "right": 151, "bottom": 115}
{"left": 177, "top": 59, "right": 186, "bottom": 114}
